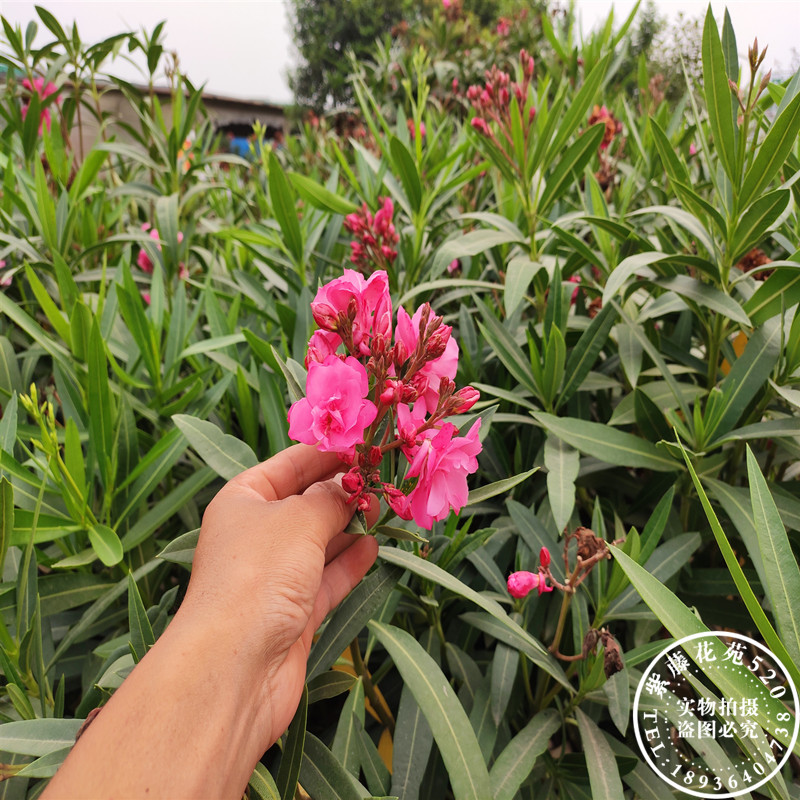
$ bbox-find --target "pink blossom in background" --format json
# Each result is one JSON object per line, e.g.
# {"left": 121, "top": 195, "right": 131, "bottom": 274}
{"left": 496, "top": 17, "right": 511, "bottom": 36}
{"left": 136, "top": 226, "right": 185, "bottom": 274}
{"left": 287, "top": 355, "right": 377, "bottom": 454}
{"left": 447, "top": 259, "right": 461, "bottom": 275}
{"left": 404, "top": 419, "right": 481, "bottom": 529}
{"left": 689, "top": 143, "right": 697, "bottom": 156}
{"left": 21, "top": 77, "right": 60, "bottom": 134}
{"left": 311, "top": 269, "right": 391, "bottom": 355}
{"left": 0, "top": 260, "right": 11, "bottom": 288}
{"left": 568, "top": 274, "right": 581, "bottom": 303}
{"left": 395, "top": 305, "right": 458, "bottom": 413}
{"left": 407, "top": 119, "right": 426, "bottom": 139}
{"left": 141, "top": 292, "right": 151, "bottom": 306}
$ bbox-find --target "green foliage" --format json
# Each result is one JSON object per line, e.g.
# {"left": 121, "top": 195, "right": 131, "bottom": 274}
{"left": 1, "top": 4, "right": 800, "bottom": 798}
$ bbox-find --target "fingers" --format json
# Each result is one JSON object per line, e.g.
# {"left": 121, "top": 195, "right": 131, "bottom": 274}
{"left": 231, "top": 444, "right": 345, "bottom": 502}
{"left": 309, "top": 536, "right": 379, "bottom": 634}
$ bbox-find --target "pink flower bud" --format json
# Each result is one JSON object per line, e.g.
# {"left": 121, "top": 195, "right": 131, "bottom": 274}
{"left": 447, "top": 259, "right": 461, "bottom": 274}
{"left": 467, "top": 85, "right": 480, "bottom": 102}
{"left": 368, "top": 446, "right": 383, "bottom": 466}
{"left": 471, "top": 117, "right": 490, "bottom": 136}
{"left": 379, "top": 381, "right": 398, "bottom": 405}
{"left": 452, "top": 78, "right": 459, "bottom": 92}
{"left": 452, "top": 386, "right": 480, "bottom": 413}
{"left": 393, "top": 341, "right": 408, "bottom": 367}
{"left": 528, "top": 107, "right": 537, "bottom": 123}
{"left": 499, "top": 87, "right": 509, "bottom": 106}
{"left": 399, "top": 383, "right": 419, "bottom": 404}
{"left": 342, "top": 470, "right": 364, "bottom": 497}
{"left": 384, "top": 485, "right": 413, "bottom": 519}
{"left": 426, "top": 325, "right": 451, "bottom": 359}
{"left": 540, "top": 547, "right": 551, "bottom": 567}
{"left": 507, "top": 571, "right": 540, "bottom": 598}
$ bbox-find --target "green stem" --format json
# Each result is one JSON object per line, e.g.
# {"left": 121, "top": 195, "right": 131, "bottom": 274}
{"left": 350, "top": 637, "right": 395, "bottom": 735}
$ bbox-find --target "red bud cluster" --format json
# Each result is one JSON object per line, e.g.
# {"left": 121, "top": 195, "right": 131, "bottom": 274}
{"left": 467, "top": 50, "right": 537, "bottom": 177}
{"left": 344, "top": 197, "right": 400, "bottom": 274}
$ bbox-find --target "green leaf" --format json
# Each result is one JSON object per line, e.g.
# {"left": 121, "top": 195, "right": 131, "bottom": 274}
{"left": 88, "top": 524, "right": 123, "bottom": 567}
{"left": 557, "top": 302, "right": 616, "bottom": 408}
{"left": 466, "top": 468, "right": 538, "bottom": 506}
{"left": 705, "top": 318, "right": 781, "bottom": 444}
{"left": 0, "top": 719, "right": 84, "bottom": 756}
{"left": 603, "top": 669, "right": 630, "bottom": 735}
{"left": 354, "top": 717, "right": 391, "bottom": 797}
{"left": 739, "top": 89, "right": 800, "bottom": 211}
{"left": 0, "top": 478, "right": 12, "bottom": 579}
{"left": 248, "top": 762, "right": 281, "bottom": 800}
{"left": 391, "top": 685, "right": 433, "bottom": 800}
{"left": 15, "top": 746, "right": 71, "bottom": 779}
{"left": 307, "top": 671, "right": 356, "bottom": 704}
{"left": 730, "top": 189, "right": 791, "bottom": 263}
{"left": 746, "top": 447, "right": 800, "bottom": 666}
{"left": 504, "top": 258, "right": 543, "bottom": 315}
{"left": 489, "top": 709, "right": 560, "bottom": 800}
{"left": 157, "top": 528, "right": 200, "bottom": 567}
{"left": 611, "top": 546, "right": 798, "bottom": 752}
{"left": 307, "top": 564, "right": 401, "bottom": 681}
{"left": 702, "top": 7, "right": 738, "bottom": 183}
{"left": 490, "top": 640, "right": 518, "bottom": 726}
{"left": 575, "top": 708, "right": 625, "bottom": 800}
{"left": 172, "top": 414, "right": 258, "bottom": 480}
{"left": 268, "top": 344, "right": 305, "bottom": 404}
{"left": 433, "top": 230, "right": 523, "bottom": 276}
{"left": 299, "top": 731, "right": 364, "bottom": 800}
{"left": 127, "top": 573, "right": 155, "bottom": 662}
{"left": 288, "top": 172, "right": 358, "bottom": 215}
{"left": 331, "top": 678, "right": 364, "bottom": 777}
{"left": 540, "top": 124, "right": 605, "bottom": 213}
{"left": 532, "top": 412, "right": 678, "bottom": 472}
{"left": 544, "top": 434, "right": 579, "bottom": 534}
{"left": 654, "top": 275, "right": 751, "bottom": 326}
{"left": 390, "top": 135, "right": 422, "bottom": 213}
{"left": 742, "top": 266, "right": 800, "bottom": 326}
{"left": 88, "top": 317, "right": 114, "bottom": 488}
{"left": 277, "top": 686, "right": 307, "bottom": 800}
{"left": 268, "top": 150, "right": 303, "bottom": 265}
{"left": 369, "top": 622, "right": 491, "bottom": 800}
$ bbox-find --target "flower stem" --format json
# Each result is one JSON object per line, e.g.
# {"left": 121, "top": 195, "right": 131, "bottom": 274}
{"left": 350, "top": 637, "right": 395, "bottom": 734}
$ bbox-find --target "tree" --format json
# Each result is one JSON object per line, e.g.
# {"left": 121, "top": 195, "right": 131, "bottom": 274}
{"left": 288, "top": 0, "right": 408, "bottom": 110}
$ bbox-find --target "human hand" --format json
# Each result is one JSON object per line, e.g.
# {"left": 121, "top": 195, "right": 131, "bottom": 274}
{"left": 180, "top": 443, "right": 379, "bottom": 749}
{"left": 43, "top": 444, "right": 377, "bottom": 800}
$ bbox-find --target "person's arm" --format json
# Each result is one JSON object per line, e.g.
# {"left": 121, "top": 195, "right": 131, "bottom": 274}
{"left": 43, "top": 445, "right": 379, "bottom": 800}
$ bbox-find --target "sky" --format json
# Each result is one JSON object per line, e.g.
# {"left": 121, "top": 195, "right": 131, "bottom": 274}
{"left": 1, "top": 1, "right": 798, "bottom": 105}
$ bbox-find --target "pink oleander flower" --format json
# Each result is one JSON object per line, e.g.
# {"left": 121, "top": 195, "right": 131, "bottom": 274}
{"left": 568, "top": 274, "right": 581, "bottom": 304}
{"left": 344, "top": 198, "right": 399, "bottom": 273}
{"left": 311, "top": 269, "right": 391, "bottom": 355}
{"left": 496, "top": 17, "right": 511, "bottom": 36}
{"left": 507, "top": 571, "right": 538, "bottom": 598}
{"left": 395, "top": 305, "right": 459, "bottom": 413}
{"left": 21, "top": 77, "right": 60, "bottom": 134}
{"left": 137, "top": 225, "right": 184, "bottom": 274}
{"left": 507, "top": 569, "right": 553, "bottom": 598}
{"left": 305, "top": 330, "right": 343, "bottom": 367}
{"left": 447, "top": 259, "right": 461, "bottom": 275}
{"left": 404, "top": 419, "right": 481, "bottom": 529}
{"left": 287, "top": 355, "right": 377, "bottom": 454}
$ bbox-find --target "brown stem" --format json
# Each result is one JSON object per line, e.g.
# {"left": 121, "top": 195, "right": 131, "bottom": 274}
{"left": 350, "top": 638, "right": 395, "bottom": 735}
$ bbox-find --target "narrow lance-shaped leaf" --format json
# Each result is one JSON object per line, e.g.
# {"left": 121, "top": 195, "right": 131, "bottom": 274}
{"left": 369, "top": 622, "right": 492, "bottom": 800}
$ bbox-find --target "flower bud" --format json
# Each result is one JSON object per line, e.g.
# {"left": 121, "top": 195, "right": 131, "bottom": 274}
{"left": 539, "top": 546, "right": 551, "bottom": 567}
{"left": 452, "top": 386, "right": 480, "bottom": 413}
{"left": 399, "top": 383, "right": 419, "bottom": 404}
{"left": 368, "top": 446, "right": 383, "bottom": 466}
{"left": 425, "top": 325, "right": 451, "bottom": 360}
{"left": 471, "top": 117, "right": 490, "bottom": 136}
{"left": 341, "top": 468, "right": 364, "bottom": 497}
{"left": 384, "top": 485, "right": 413, "bottom": 520}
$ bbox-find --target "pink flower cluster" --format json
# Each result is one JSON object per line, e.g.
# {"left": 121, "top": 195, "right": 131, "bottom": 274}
{"left": 287, "top": 269, "right": 482, "bottom": 530}
{"left": 587, "top": 104, "right": 622, "bottom": 151}
{"left": 21, "top": 77, "right": 61, "bottom": 134}
{"left": 507, "top": 547, "right": 553, "bottom": 599}
{"left": 137, "top": 223, "right": 188, "bottom": 280}
{"left": 344, "top": 197, "right": 399, "bottom": 274}
{"left": 468, "top": 50, "right": 536, "bottom": 173}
